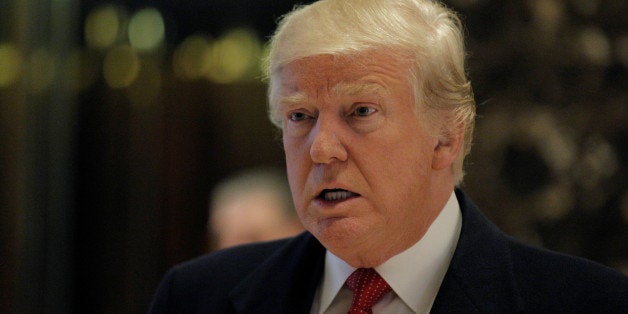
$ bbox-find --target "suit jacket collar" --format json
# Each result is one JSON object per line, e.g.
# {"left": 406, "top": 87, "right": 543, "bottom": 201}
{"left": 228, "top": 231, "right": 326, "bottom": 313}
{"left": 431, "top": 189, "right": 524, "bottom": 313}
{"left": 227, "top": 189, "right": 523, "bottom": 313}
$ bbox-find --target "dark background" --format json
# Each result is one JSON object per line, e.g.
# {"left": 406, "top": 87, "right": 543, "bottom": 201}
{"left": 1, "top": 0, "right": 626, "bottom": 313}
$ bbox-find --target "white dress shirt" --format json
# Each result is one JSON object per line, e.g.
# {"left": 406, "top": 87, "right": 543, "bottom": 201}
{"left": 310, "top": 191, "right": 462, "bottom": 314}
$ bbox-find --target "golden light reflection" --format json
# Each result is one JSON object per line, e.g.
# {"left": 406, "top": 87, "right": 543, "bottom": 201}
{"left": 530, "top": 0, "right": 564, "bottom": 39}
{"left": 579, "top": 27, "right": 611, "bottom": 66}
{"left": 128, "top": 8, "right": 165, "bottom": 52}
{"left": 172, "top": 35, "right": 211, "bottom": 80}
{"left": 103, "top": 45, "right": 140, "bottom": 88}
{"left": 0, "top": 43, "right": 23, "bottom": 88}
{"left": 204, "top": 28, "right": 262, "bottom": 83}
{"left": 85, "top": 5, "right": 122, "bottom": 49}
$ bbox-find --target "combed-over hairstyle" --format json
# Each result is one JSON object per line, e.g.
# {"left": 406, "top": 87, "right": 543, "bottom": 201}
{"left": 266, "top": 0, "right": 475, "bottom": 184}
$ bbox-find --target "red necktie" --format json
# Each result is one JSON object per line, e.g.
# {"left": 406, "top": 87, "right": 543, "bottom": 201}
{"left": 345, "top": 268, "right": 392, "bottom": 314}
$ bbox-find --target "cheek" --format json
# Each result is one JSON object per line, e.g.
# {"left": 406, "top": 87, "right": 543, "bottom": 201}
{"left": 373, "top": 134, "right": 434, "bottom": 195}
{"left": 283, "top": 140, "right": 308, "bottom": 200}
{"left": 284, "top": 141, "right": 303, "bottom": 178}
{"left": 283, "top": 139, "right": 299, "bottom": 172}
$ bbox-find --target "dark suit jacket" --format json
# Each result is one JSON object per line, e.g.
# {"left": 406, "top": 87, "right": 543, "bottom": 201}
{"left": 149, "top": 189, "right": 627, "bottom": 313}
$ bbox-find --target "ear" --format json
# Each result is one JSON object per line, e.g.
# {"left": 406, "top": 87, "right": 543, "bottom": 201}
{"left": 432, "top": 122, "right": 465, "bottom": 171}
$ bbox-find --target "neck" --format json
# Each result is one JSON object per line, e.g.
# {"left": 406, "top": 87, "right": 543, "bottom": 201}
{"left": 347, "top": 184, "right": 455, "bottom": 268}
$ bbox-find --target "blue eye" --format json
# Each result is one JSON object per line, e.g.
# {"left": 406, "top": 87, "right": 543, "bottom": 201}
{"left": 289, "top": 112, "right": 308, "bottom": 121}
{"left": 354, "top": 106, "right": 376, "bottom": 116}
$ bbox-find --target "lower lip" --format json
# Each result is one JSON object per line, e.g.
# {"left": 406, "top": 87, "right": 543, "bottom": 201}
{"left": 314, "top": 195, "right": 360, "bottom": 208}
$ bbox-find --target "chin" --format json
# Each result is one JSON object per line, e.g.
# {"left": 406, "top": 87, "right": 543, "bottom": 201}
{"left": 316, "top": 219, "right": 370, "bottom": 250}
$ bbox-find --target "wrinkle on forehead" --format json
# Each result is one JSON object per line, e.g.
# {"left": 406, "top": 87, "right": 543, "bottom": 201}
{"left": 270, "top": 49, "right": 415, "bottom": 121}
{"left": 277, "top": 49, "right": 413, "bottom": 81}
{"left": 332, "top": 82, "right": 387, "bottom": 97}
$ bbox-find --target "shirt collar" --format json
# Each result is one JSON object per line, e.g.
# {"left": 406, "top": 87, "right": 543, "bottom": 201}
{"left": 318, "top": 250, "right": 355, "bottom": 312}
{"left": 318, "top": 191, "right": 462, "bottom": 313}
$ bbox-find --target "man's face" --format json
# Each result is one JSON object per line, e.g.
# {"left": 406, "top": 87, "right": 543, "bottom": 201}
{"left": 211, "top": 191, "right": 302, "bottom": 250}
{"left": 276, "top": 52, "right": 453, "bottom": 267}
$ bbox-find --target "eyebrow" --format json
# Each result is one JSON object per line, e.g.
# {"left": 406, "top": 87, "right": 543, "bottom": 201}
{"left": 277, "top": 82, "right": 387, "bottom": 108}
{"left": 277, "top": 92, "right": 307, "bottom": 109}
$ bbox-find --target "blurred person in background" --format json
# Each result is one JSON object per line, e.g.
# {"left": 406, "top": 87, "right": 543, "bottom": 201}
{"left": 207, "top": 168, "right": 303, "bottom": 250}
{"left": 150, "top": 0, "right": 627, "bottom": 312}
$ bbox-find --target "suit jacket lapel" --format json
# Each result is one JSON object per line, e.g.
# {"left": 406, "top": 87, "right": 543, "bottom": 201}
{"left": 431, "top": 189, "right": 524, "bottom": 313}
{"left": 228, "top": 232, "right": 326, "bottom": 313}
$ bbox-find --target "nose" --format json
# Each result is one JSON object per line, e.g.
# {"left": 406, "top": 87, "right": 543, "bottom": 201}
{"left": 309, "top": 117, "right": 348, "bottom": 164}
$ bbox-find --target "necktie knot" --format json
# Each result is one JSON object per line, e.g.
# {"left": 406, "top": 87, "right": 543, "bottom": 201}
{"left": 346, "top": 268, "right": 391, "bottom": 314}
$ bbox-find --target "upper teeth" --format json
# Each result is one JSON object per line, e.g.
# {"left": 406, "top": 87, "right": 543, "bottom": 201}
{"left": 324, "top": 190, "right": 354, "bottom": 201}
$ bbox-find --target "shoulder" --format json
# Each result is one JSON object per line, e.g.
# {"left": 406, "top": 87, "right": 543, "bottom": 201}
{"left": 149, "top": 231, "right": 325, "bottom": 313}
{"left": 452, "top": 189, "right": 627, "bottom": 312}
{"left": 148, "top": 237, "right": 292, "bottom": 313}
{"left": 508, "top": 236, "right": 627, "bottom": 312}
{"left": 173, "top": 238, "right": 290, "bottom": 288}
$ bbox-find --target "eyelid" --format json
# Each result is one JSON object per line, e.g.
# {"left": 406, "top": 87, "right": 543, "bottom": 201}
{"left": 349, "top": 103, "right": 379, "bottom": 117}
{"left": 287, "top": 109, "right": 316, "bottom": 122}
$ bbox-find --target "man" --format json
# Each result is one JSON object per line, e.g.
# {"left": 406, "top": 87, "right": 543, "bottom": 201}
{"left": 208, "top": 168, "right": 303, "bottom": 250}
{"left": 149, "top": 0, "right": 627, "bottom": 313}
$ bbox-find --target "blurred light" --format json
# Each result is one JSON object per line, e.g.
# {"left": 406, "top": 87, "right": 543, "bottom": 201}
{"left": 172, "top": 35, "right": 211, "bottom": 80}
{"left": 538, "top": 184, "right": 575, "bottom": 221}
{"left": 27, "top": 48, "right": 56, "bottom": 93}
{"left": 579, "top": 27, "right": 611, "bottom": 66}
{"left": 530, "top": 0, "right": 564, "bottom": 38}
{"left": 527, "top": 110, "right": 576, "bottom": 172}
{"left": 128, "top": 7, "right": 165, "bottom": 52}
{"left": 580, "top": 136, "right": 618, "bottom": 187}
{"left": 204, "top": 27, "right": 262, "bottom": 84}
{"left": 570, "top": 135, "right": 619, "bottom": 210}
{"left": 103, "top": 45, "right": 140, "bottom": 88}
{"left": 0, "top": 43, "right": 23, "bottom": 87}
{"left": 85, "top": 5, "right": 122, "bottom": 49}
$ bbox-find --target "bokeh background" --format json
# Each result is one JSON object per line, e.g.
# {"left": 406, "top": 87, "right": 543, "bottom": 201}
{"left": 1, "top": 0, "right": 626, "bottom": 313}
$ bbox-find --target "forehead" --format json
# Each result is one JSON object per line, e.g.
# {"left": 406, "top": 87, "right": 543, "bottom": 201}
{"left": 276, "top": 51, "right": 413, "bottom": 97}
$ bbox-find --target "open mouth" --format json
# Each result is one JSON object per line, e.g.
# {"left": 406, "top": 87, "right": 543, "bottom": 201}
{"left": 318, "top": 189, "right": 360, "bottom": 202}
